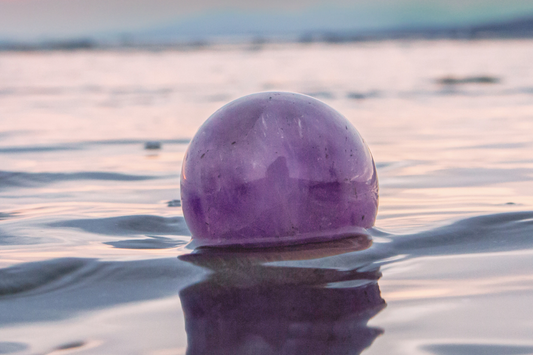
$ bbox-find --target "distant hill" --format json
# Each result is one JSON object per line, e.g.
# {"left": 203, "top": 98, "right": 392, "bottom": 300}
{"left": 132, "top": 11, "right": 533, "bottom": 42}
{"left": 298, "top": 14, "right": 533, "bottom": 43}
{"left": 2, "top": 13, "right": 533, "bottom": 51}
{"left": 469, "top": 15, "right": 533, "bottom": 36}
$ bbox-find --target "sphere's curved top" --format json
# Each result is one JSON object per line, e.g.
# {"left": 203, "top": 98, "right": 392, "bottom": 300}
{"left": 180, "top": 92, "right": 378, "bottom": 247}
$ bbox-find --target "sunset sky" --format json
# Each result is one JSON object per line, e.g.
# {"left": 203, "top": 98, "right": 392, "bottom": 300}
{"left": 1, "top": 0, "right": 533, "bottom": 40}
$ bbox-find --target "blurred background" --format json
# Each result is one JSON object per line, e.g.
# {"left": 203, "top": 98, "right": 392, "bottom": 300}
{"left": 2, "top": 0, "right": 533, "bottom": 47}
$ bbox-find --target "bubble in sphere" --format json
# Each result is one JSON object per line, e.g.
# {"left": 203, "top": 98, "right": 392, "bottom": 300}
{"left": 180, "top": 92, "right": 378, "bottom": 247}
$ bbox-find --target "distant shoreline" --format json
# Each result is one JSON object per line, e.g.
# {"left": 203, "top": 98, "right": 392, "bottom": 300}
{"left": 2, "top": 30, "right": 533, "bottom": 53}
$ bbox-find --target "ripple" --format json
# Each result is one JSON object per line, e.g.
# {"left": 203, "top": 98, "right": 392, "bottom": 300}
{"left": 50, "top": 215, "right": 191, "bottom": 236}
{"left": 424, "top": 343, "right": 533, "bottom": 355}
{"left": 0, "top": 212, "right": 16, "bottom": 220}
{"left": 380, "top": 167, "right": 533, "bottom": 188}
{"left": 0, "top": 258, "right": 91, "bottom": 297}
{"left": 54, "top": 341, "right": 86, "bottom": 351}
{"left": 0, "top": 138, "right": 190, "bottom": 155}
{"left": 272, "top": 211, "right": 533, "bottom": 270}
{"left": 0, "top": 170, "right": 161, "bottom": 190}
{"left": 395, "top": 211, "right": 533, "bottom": 256}
{"left": 0, "top": 342, "right": 28, "bottom": 354}
{"left": 0, "top": 230, "right": 42, "bottom": 246}
{"left": 0, "top": 145, "right": 81, "bottom": 154}
{"left": 0, "top": 257, "right": 204, "bottom": 325}
{"left": 105, "top": 236, "right": 187, "bottom": 249}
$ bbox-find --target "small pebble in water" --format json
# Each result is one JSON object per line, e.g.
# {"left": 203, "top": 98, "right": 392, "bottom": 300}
{"left": 167, "top": 199, "right": 182, "bottom": 207}
{"left": 144, "top": 141, "right": 161, "bottom": 150}
{"left": 180, "top": 92, "right": 378, "bottom": 247}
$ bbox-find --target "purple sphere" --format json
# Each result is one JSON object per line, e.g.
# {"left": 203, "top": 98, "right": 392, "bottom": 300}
{"left": 180, "top": 92, "right": 378, "bottom": 247}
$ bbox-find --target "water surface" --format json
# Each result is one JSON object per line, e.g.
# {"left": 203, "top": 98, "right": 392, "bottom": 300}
{"left": 1, "top": 40, "right": 533, "bottom": 354}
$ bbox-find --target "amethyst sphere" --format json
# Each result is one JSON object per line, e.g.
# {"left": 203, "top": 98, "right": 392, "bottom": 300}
{"left": 180, "top": 92, "right": 378, "bottom": 247}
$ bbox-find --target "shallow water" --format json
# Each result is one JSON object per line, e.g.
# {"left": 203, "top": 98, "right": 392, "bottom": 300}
{"left": 1, "top": 40, "right": 533, "bottom": 354}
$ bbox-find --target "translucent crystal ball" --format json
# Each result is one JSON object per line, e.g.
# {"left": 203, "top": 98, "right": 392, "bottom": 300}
{"left": 180, "top": 92, "right": 378, "bottom": 247}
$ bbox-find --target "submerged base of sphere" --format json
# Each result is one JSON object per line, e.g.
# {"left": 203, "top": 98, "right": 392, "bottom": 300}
{"left": 180, "top": 92, "right": 378, "bottom": 247}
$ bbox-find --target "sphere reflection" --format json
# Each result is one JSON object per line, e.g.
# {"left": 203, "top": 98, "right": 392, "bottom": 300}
{"left": 179, "top": 236, "right": 386, "bottom": 355}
